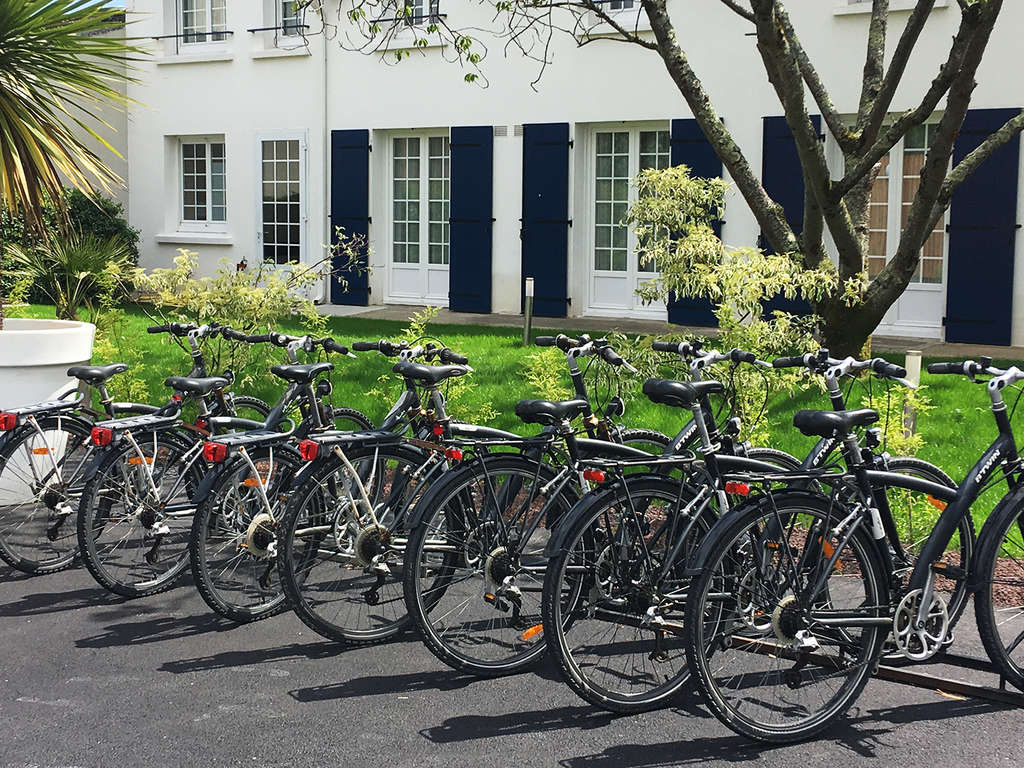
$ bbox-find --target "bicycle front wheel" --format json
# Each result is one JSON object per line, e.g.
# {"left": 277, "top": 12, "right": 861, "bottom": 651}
{"left": 684, "top": 491, "right": 888, "bottom": 743}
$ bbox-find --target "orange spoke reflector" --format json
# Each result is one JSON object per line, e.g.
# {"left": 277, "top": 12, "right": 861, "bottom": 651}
{"left": 243, "top": 477, "right": 268, "bottom": 487}
{"left": 128, "top": 456, "right": 154, "bottom": 466}
{"left": 31, "top": 448, "right": 50, "bottom": 455}
{"left": 521, "top": 624, "right": 544, "bottom": 641}
{"left": 927, "top": 495, "right": 948, "bottom": 511}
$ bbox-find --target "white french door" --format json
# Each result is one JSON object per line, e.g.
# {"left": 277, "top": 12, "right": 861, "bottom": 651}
{"left": 387, "top": 134, "right": 450, "bottom": 305}
{"left": 868, "top": 123, "right": 948, "bottom": 338}
{"left": 587, "top": 124, "right": 669, "bottom": 318}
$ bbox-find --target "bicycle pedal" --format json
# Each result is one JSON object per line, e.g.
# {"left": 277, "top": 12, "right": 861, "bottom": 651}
{"left": 483, "top": 593, "right": 509, "bottom": 612}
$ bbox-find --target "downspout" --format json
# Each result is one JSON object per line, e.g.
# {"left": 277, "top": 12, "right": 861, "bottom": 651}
{"left": 320, "top": 2, "right": 330, "bottom": 304}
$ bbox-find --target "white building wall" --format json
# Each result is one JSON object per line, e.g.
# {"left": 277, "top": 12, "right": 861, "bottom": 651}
{"left": 125, "top": 0, "right": 1024, "bottom": 340}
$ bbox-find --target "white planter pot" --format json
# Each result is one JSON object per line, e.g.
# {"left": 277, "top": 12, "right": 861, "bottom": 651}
{"left": 0, "top": 318, "right": 96, "bottom": 409}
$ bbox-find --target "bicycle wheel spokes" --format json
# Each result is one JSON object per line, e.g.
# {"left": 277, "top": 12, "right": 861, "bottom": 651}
{"left": 977, "top": 508, "right": 1024, "bottom": 685}
{"left": 687, "top": 497, "right": 886, "bottom": 742}
{"left": 78, "top": 432, "right": 196, "bottom": 596}
{"left": 0, "top": 418, "right": 91, "bottom": 573}
{"left": 410, "top": 462, "right": 559, "bottom": 674}
{"left": 545, "top": 480, "right": 705, "bottom": 713}
{"left": 193, "top": 451, "right": 300, "bottom": 620}
{"left": 281, "top": 446, "right": 426, "bottom": 644}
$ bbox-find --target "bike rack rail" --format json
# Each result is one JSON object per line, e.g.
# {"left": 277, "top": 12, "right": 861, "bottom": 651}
{"left": 876, "top": 653, "right": 1024, "bottom": 707}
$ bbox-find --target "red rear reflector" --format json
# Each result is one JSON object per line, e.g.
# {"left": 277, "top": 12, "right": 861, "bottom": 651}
{"left": 583, "top": 469, "right": 606, "bottom": 484}
{"left": 0, "top": 413, "right": 17, "bottom": 430}
{"left": 172, "top": 395, "right": 183, "bottom": 403}
{"left": 444, "top": 447, "right": 463, "bottom": 462}
{"left": 432, "top": 424, "right": 445, "bottom": 436}
{"left": 203, "top": 441, "right": 229, "bottom": 463}
{"left": 91, "top": 427, "right": 113, "bottom": 446}
{"left": 298, "top": 440, "right": 320, "bottom": 462}
{"left": 724, "top": 481, "right": 750, "bottom": 496}
{"left": 195, "top": 419, "right": 207, "bottom": 431}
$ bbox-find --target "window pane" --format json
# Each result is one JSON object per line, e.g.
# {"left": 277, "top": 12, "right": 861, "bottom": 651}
{"left": 262, "top": 139, "right": 301, "bottom": 264}
{"left": 427, "top": 135, "right": 450, "bottom": 265}
{"left": 595, "top": 131, "right": 629, "bottom": 273}
{"left": 902, "top": 130, "right": 943, "bottom": 285}
{"left": 181, "top": 142, "right": 207, "bottom": 222}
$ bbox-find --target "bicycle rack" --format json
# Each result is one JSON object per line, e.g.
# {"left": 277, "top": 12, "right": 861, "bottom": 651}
{"left": 875, "top": 653, "right": 1024, "bottom": 707}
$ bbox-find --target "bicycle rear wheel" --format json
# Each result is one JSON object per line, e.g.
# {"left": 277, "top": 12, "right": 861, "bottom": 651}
{"left": 277, "top": 442, "right": 431, "bottom": 645}
{"left": 404, "top": 454, "right": 577, "bottom": 677}
{"left": 684, "top": 491, "right": 888, "bottom": 743}
{"left": 190, "top": 446, "right": 303, "bottom": 623}
{"left": 542, "top": 475, "right": 708, "bottom": 713}
{"left": 0, "top": 415, "right": 92, "bottom": 574}
{"left": 77, "top": 430, "right": 201, "bottom": 597}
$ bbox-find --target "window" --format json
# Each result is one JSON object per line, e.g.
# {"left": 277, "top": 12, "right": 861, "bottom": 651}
{"left": 392, "top": 135, "right": 450, "bottom": 266}
{"left": 261, "top": 139, "right": 303, "bottom": 265}
{"left": 607, "top": 0, "right": 636, "bottom": 10}
{"left": 403, "top": 0, "right": 442, "bottom": 26}
{"left": 180, "top": 139, "right": 226, "bottom": 227}
{"left": 594, "top": 128, "right": 669, "bottom": 273}
{"left": 865, "top": 122, "right": 946, "bottom": 285}
{"left": 180, "top": 0, "right": 228, "bottom": 44}
{"left": 279, "top": 0, "right": 302, "bottom": 34}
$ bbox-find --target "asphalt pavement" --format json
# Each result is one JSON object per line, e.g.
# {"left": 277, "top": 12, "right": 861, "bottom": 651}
{"left": 1, "top": 563, "right": 1022, "bottom": 768}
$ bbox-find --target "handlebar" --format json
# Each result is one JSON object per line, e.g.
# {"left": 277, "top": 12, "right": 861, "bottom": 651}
{"left": 536, "top": 334, "right": 581, "bottom": 353}
{"left": 652, "top": 339, "right": 702, "bottom": 357}
{"left": 352, "top": 339, "right": 409, "bottom": 357}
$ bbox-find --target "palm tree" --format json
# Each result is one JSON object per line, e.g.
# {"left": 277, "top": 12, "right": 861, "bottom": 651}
{"left": 0, "top": 0, "right": 142, "bottom": 328}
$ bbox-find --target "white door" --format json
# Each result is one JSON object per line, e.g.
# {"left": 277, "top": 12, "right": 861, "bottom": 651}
{"left": 388, "top": 134, "right": 450, "bottom": 305}
{"left": 869, "top": 123, "right": 948, "bottom": 339}
{"left": 588, "top": 126, "right": 669, "bottom": 318}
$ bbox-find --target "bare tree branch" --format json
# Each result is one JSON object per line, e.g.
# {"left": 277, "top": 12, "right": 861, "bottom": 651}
{"left": 854, "top": 0, "right": 888, "bottom": 134}
{"left": 774, "top": 3, "right": 854, "bottom": 152}
{"left": 716, "top": 0, "right": 754, "bottom": 22}
{"left": 861, "top": 0, "right": 937, "bottom": 145}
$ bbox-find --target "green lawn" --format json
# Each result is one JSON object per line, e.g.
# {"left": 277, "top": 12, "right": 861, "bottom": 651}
{"left": 14, "top": 302, "right": 1024, "bottom": 524}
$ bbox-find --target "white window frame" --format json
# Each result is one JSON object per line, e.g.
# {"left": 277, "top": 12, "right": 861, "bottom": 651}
{"left": 583, "top": 121, "right": 670, "bottom": 318}
{"left": 277, "top": 0, "right": 304, "bottom": 39}
{"left": 177, "top": 0, "right": 229, "bottom": 50}
{"left": 177, "top": 136, "right": 227, "bottom": 233}
{"left": 585, "top": 0, "right": 650, "bottom": 37}
{"left": 867, "top": 123, "right": 951, "bottom": 293}
{"left": 255, "top": 131, "right": 308, "bottom": 267}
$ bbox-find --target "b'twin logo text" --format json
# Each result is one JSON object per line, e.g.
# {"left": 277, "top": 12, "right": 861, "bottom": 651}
{"left": 975, "top": 450, "right": 1001, "bottom": 485}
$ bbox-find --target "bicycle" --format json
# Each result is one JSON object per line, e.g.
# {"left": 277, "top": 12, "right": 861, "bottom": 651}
{"left": 74, "top": 322, "right": 270, "bottom": 598}
{"left": 681, "top": 354, "right": 978, "bottom": 743}
{"left": 401, "top": 333, "right": 681, "bottom": 678}
{"left": 189, "top": 329, "right": 372, "bottom": 623}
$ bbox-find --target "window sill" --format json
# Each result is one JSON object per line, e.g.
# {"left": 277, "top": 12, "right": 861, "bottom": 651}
{"left": 252, "top": 46, "right": 311, "bottom": 60}
{"left": 378, "top": 30, "right": 446, "bottom": 52}
{"left": 155, "top": 52, "right": 234, "bottom": 66}
{"left": 834, "top": 0, "right": 948, "bottom": 15}
{"left": 155, "top": 232, "right": 234, "bottom": 245}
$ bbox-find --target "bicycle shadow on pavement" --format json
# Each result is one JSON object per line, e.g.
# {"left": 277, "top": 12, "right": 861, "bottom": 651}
{"left": 75, "top": 610, "right": 237, "bottom": 649}
{"left": 0, "top": 584, "right": 120, "bottom": 618}
{"left": 289, "top": 667, "right": 485, "bottom": 702}
{"left": 552, "top": 697, "right": 1007, "bottom": 767}
{"left": 161, "top": 640, "right": 342, "bottom": 674}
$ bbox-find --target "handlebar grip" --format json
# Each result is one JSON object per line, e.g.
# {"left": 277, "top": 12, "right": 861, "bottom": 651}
{"left": 442, "top": 349, "right": 469, "bottom": 365}
{"left": 147, "top": 325, "right": 171, "bottom": 334}
{"left": 323, "top": 340, "right": 349, "bottom": 355}
{"left": 773, "top": 355, "right": 807, "bottom": 369}
{"left": 352, "top": 341, "right": 378, "bottom": 352}
{"left": 247, "top": 334, "right": 272, "bottom": 343}
{"left": 732, "top": 349, "right": 757, "bottom": 365}
{"left": 927, "top": 362, "right": 964, "bottom": 375}
{"left": 600, "top": 346, "right": 625, "bottom": 366}
{"left": 535, "top": 336, "right": 556, "bottom": 347}
{"left": 871, "top": 359, "right": 907, "bottom": 379}
{"left": 652, "top": 341, "right": 679, "bottom": 353}
{"left": 555, "top": 334, "right": 580, "bottom": 353}
{"left": 221, "top": 328, "right": 247, "bottom": 341}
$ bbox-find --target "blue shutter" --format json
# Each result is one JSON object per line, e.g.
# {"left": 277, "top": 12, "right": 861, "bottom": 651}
{"left": 522, "top": 123, "right": 571, "bottom": 318}
{"left": 945, "top": 108, "right": 1021, "bottom": 345}
{"left": 329, "top": 129, "right": 370, "bottom": 305}
{"left": 449, "top": 126, "right": 494, "bottom": 313}
{"left": 667, "top": 118, "right": 720, "bottom": 327}
{"left": 760, "top": 115, "right": 820, "bottom": 316}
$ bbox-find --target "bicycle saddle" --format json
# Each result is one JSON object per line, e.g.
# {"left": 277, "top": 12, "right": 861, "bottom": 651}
{"left": 642, "top": 378, "right": 724, "bottom": 408}
{"left": 392, "top": 361, "right": 469, "bottom": 385}
{"left": 67, "top": 363, "right": 128, "bottom": 385}
{"left": 514, "top": 399, "right": 589, "bottom": 426}
{"left": 793, "top": 408, "right": 879, "bottom": 438}
{"left": 163, "top": 375, "right": 229, "bottom": 396}
{"left": 270, "top": 362, "right": 334, "bottom": 383}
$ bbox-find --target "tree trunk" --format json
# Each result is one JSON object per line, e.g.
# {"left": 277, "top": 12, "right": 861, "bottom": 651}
{"left": 818, "top": 292, "right": 895, "bottom": 358}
